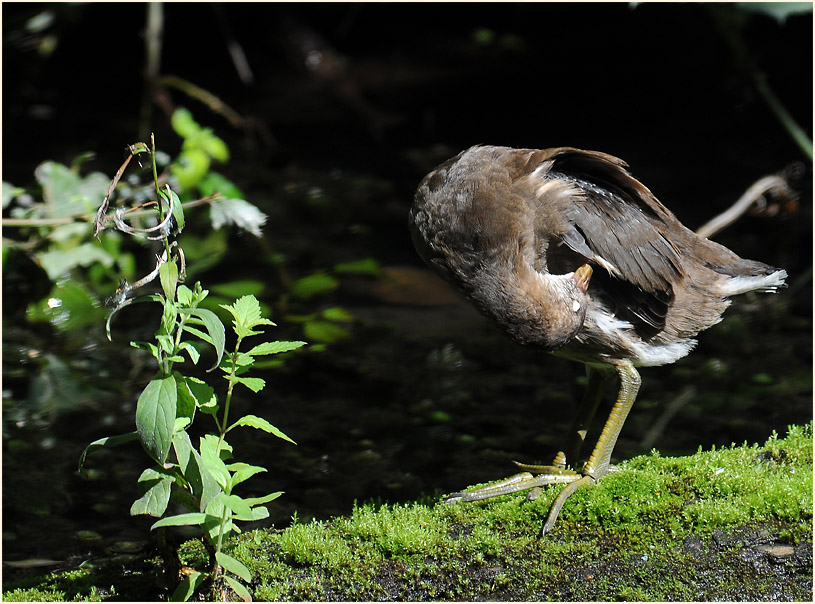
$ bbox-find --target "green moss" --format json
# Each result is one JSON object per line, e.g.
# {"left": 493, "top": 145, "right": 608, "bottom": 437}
{"left": 5, "top": 424, "right": 812, "bottom": 601}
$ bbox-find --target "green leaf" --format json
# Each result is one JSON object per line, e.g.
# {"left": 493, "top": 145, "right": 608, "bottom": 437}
{"left": 243, "top": 492, "right": 283, "bottom": 507}
{"left": 174, "top": 372, "right": 197, "bottom": 426}
{"left": 78, "top": 432, "right": 139, "bottom": 474}
{"left": 198, "top": 171, "right": 245, "bottom": 200}
{"left": 238, "top": 506, "right": 270, "bottom": 522}
{"left": 183, "top": 309, "right": 225, "bottom": 370}
{"left": 183, "top": 375, "right": 217, "bottom": 414}
{"left": 160, "top": 260, "right": 179, "bottom": 301}
{"left": 176, "top": 284, "right": 193, "bottom": 306}
{"left": 200, "top": 435, "right": 232, "bottom": 491}
{"left": 173, "top": 148, "right": 211, "bottom": 191}
{"left": 216, "top": 552, "right": 252, "bottom": 583}
{"left": 221, "top": 295, "right": 274, "bottom": 338}
{"left": 203, "top": 495, "right": 234, "bottom": 543}
{"left": 173, "top": 431, "right": 222, "bottom": 512}
{"left": 131, "top": 467, "right": 175, "bottom": 517}
{"left": 321, "top": 307, "right": 354, "bottom": 322}
{"left": 228, "top": 415, "right": 296, "bottom": 444}
{"left": 226, "top": 462, "right": 266, "bottom": 488}
{"left": 289, "top": 273, "right": 339, "bottom": 300}
{"left": 151, "top": 512, "right": 208, "bottom": 530}
{"left": 201, "top": 133, "right": 230, "bottom": 163}
{"left": 303, "top": 320, "right": 350, "bottom": 344}
{"left": 168, "top": 187, "right": 185, "bottom": 233}
{"left": 334, "top": 257, "right": 380, "bottom": 277}
{"left": 245, "top": 341, "right": 306, "bottom": 356}
{"left": 171, "top": 107, "right": 202, "bottom": 139}
{"left": 178, "top": 341, "right": 200, "bottom": 365}
{"left": 171, "top": 571, "right": 205, "bottom": 602}
{"left": 223, "top": 576, "right": 252, "bottom": 602}
{"left": 222, "top": 494, "right": 254, "bottom": 518}
{"left": 232, "top": 376, "right": 265, "bottom": 393}
{"left": 136, "top": 376, "right": 177, "bottom": 464}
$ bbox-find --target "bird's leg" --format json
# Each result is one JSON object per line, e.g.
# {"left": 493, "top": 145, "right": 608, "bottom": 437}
{"left": 540, "top": 360, "right": 641, "bottom": 535}
{"left": 445, "top": 360, "right": 642, "bottom": 538}
{"left": 445, "top": 366, "right": 613, "bottom": 504}
{"left": 514, "top": 365, "right": 613, "bottom": 473}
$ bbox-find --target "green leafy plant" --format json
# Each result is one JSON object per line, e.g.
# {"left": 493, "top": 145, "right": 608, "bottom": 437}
{"left": 78, "top": 137, "right": 305, "bottom": 601}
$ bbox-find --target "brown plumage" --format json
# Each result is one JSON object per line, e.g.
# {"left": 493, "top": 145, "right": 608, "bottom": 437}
{"left": 409, "top": 145, "right": 786, "bottom": 534}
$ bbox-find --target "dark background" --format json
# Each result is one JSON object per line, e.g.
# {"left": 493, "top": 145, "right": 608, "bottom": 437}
{"left": 2, "top": 1, "right": 812, "bottom": 576}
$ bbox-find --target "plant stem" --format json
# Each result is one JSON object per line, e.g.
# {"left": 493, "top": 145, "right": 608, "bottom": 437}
{"left": 217, "top": 336, "right": 244, "bottom": 452}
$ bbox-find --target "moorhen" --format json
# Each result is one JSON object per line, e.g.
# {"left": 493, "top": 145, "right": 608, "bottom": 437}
{"left": 409, "top": 145, "right": 787, "bottom": 535}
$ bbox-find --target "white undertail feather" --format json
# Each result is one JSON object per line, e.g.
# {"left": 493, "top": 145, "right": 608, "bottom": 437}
{"left": 715, "top": 269, "right": 788, "bottom": 297}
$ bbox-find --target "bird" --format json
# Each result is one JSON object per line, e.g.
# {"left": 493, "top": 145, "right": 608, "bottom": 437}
{"left": 408, "top": 145, "right": 787, "bottom": 535}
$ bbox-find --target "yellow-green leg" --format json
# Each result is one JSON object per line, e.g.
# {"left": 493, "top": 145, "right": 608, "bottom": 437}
{"left": 445, "top": 360, "right": 641, "bottom": 537}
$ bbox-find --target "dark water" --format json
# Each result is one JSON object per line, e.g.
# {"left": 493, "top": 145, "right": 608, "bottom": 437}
{"left": 2, "top": 3, "right": 812, "bottom": 583}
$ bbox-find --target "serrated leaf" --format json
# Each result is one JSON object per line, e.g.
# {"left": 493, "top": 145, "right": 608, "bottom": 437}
{"left": 245, "top": 341, "right": 306, "bottom": 356}
{"left": 78, "top": 431, "right": 139, "bottom": 474}
{"left": 151, "top": 512, "right": 208, "bottom": 530}
{"left": 228, "top": 415, "right": 296, "bottom": 444}
{"left": 216, "top": 552, "right": 252, "bottom": 583}
{"left": 232, "top": 376, "right": 265, "bottom": 393}
{"left": 136, "top": 376, "right": 177, "bottom": 464}
{"left": 220, "top": 295, "right": 273, "bottom": 338}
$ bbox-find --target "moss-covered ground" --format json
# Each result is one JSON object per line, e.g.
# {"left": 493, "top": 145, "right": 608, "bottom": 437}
{"left": 4, "top": 423, "right": 812, "bottom": 601}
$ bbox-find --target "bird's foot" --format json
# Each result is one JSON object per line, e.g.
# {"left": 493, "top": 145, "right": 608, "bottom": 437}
{"left": 444, "top": 463, "right": 606, "bottom": 536}
{"left": 444, "top": 467, "right": 582, "bottom": 504}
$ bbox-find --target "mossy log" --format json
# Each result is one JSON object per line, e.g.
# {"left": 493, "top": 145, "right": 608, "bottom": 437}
{"left": 4, "top": 424, "right": 812, "bottom": 602}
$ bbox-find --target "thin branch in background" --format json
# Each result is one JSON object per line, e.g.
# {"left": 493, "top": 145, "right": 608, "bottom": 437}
{"left": 139, "top": 2, "right": 164, "bottom": 138}
{"left": 709, "top": 4, "right": 813, "bottom": 160}
{"left": 212, "top": 3, "right": 254, "bottom": 85}
{"left": 696, "top": 172, "right": 798, "bottom": 239}
{"left": 155, "top": 75, "right": 246, "bottom": 129}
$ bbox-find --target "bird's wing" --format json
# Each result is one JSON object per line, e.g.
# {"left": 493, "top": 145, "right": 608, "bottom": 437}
{"left": 524, "top": 148, "right": 686, "bottom": 333}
